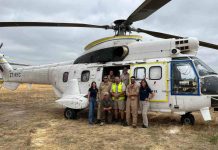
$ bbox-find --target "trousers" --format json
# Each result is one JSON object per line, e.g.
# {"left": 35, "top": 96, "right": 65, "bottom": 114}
{"left": 126, "top": 98, "right": 138, "bottom": 126}
{"left": 97, "top": 100, "right": 102, "bottom": 120}
{"left": 88, "top": 97, "right": 96, "bottom": 124}
{"left": 139, "top": 101, "right": 149, "bottom": 127}
{"left": 101, "top": 110, "right": 112, "bottom": 123}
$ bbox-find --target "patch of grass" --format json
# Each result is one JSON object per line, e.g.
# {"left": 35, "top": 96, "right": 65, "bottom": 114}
{"left": 25, "top": 136, "right": 32, "bottom": 147}
{"left": 209, "top": 135, "right": 218, "bottom": 145}
{"left": 2, "top": 84, "right": 218, "bottom": 149}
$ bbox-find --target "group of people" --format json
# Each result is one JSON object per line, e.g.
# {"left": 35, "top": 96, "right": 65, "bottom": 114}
{"left": 87, "top": 67, "right": 154, "bottom": 128}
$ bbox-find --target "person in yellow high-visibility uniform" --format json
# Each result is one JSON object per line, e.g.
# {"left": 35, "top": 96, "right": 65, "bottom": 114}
{"left": 110, "top": 76, "right": 126, "bottom": 124}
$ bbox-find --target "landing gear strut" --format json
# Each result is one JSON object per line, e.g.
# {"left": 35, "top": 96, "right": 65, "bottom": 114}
{"left": 181, "top": 113, "right": 195, "bottom": 125}
{"left": 64, "top": 107, "right": 78, "bottom": 119}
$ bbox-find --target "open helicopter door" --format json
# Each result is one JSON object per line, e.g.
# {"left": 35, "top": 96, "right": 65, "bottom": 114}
{"left": 95, "top": 66, "right": 104, "bottom": 86}
{"left": 131, "top": 62, "right": 169, "bottom": 111}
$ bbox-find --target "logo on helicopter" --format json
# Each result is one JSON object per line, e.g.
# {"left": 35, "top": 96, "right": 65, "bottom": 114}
{"left": 9, "top": 72, "right": 21, "bottom": 78}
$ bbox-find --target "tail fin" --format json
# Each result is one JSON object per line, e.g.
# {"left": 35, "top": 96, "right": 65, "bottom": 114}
{"left": 0, "top": 53, "right": 13, "bottom": 79}
{"left": 0, "top": 54, "right": 20, "bottom": 90}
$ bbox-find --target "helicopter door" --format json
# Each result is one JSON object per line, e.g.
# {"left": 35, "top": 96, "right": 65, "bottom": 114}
{"left": 95, "top": 66, "right": 103, "bottom": 86}
{"left": 79, "top": 67, "right": 102, "bottom": 94}
{"left": 79, "top": 70, "right": 91, "bottom": 95}
{"left": 131, "top": 62, "right": 169, "bottom": 103}
{"left": 171, "top": 60, "right": 200, "bottom": 110}
{"left": 79, "top": 68, "right": 97, "bottom": 95}
{"left": 146, "top": 62, "right": 169, "bottom": 103}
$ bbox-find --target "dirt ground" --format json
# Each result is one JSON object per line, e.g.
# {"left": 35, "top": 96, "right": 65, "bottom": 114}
{"left": 0, "top": 84, "right": 218, "bottom": 150}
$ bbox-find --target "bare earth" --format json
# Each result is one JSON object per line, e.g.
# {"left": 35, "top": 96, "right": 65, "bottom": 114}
{"left": 0, "top": 84, "right": 218, "bottom": 150}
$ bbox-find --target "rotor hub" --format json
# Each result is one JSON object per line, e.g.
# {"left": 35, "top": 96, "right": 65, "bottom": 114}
{"left": 113, "top": 19, "right": 131, "bottom": 35}
{"left": 113, "top": 19, "right": 126, "bottom": 26}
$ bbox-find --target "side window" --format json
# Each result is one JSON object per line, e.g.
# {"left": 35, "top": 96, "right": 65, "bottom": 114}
{"left": 134, "top": 67, "right": 146, "bottom": 80}
{"left": 81, "top": 70, "right": 90, "bottom": 82}
{"left": 63, "top": 72, "right": 69, "bottom": 82}
{"left": 149, "top": 66, "right": 162, "bottom": 80}
{"left": 171, "top": 61, "right": 199, "bottom": 95}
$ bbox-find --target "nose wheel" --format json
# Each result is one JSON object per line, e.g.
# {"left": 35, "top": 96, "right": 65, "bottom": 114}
{"left": 64, "top": 108, "right": 78, "bottom": 119}
{"left": 181, "top": 113, "right": 195, "bottom": 125}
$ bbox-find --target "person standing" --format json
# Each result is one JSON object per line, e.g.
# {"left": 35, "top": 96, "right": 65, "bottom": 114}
{"left": 139, "top": 79, "right": 154, "bottom": 128}
{"left": 126, "top": 76, "right": 139, "bottom": 128}
{"left": 110, "top": 76, "right": 126, "bottom": 124}
{"left": 120, "top": 67, "right": 129, "bottom": 123}
{"left": 100, "top": 92, "right": 114, "bottom": 126}
{"left": 96, "top": 76, "right": 112, "bottom": 124}
{"left": 108, "top": 70, "right": 115, "bottom": 83}
{"left": 88, "top": 81, "right": 98, "bottom": 125}
{"left": 120, "top": 67, "right": 130, "bottom": 87}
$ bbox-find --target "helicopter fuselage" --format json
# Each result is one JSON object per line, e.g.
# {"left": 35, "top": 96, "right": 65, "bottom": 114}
{"left": 2, "top": 56, "right": 218, "bottom": 121}
{"left": 0, "top": 37, "right": 217, "bottom": 123}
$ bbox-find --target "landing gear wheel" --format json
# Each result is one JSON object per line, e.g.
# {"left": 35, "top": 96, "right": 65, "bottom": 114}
{"left": 64, "top": 108, "right": 77, "bottom": 119}
{"left": 181, "top": 113, "right": 195, "bottom": 125}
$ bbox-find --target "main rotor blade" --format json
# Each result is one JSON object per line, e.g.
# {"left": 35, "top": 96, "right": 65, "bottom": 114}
{"left": 125, "top": 0, "right": 171, "bottom": 25}
{"left": 137, "top": 28, "right": 218, "bottom": 50}
{"left": 0, "top": 22, "right": 110, "bottom": 29}
{"left": 137, "top": 28, "right": 182, "bottom": 38}
{"left": 199, "top": 41, "right": 218, "bottom": 50}
{"left": 9, "top": 62, "right": 30, "bottom": 66}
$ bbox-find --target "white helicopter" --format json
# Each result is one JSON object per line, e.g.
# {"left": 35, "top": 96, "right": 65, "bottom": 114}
{"left": 1, "top": 0, "right": 218, "bottom": 125}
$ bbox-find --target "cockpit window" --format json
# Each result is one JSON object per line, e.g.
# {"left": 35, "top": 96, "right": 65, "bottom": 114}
{"left": 171, "top": 61, "right": 199, "bottom": 95}
{"left": 193, "top": 58, "right": 217, "bottom": 76}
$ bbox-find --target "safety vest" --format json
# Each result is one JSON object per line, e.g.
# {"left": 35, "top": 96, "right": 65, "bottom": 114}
{"left": 111, "top": 82, "right": 125, "bottom": 100}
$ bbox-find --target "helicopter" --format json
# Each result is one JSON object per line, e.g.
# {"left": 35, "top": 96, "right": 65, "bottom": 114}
{"left": 0, "top": 0, "right": 218, "bottom": 125}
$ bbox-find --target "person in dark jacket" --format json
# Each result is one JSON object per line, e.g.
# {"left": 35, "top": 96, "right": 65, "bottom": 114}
{"left": 139, "top": 79, "right": 154, "bottom": 128}
{"left": 88, "top": 81, "right": 98, "bottom": 124}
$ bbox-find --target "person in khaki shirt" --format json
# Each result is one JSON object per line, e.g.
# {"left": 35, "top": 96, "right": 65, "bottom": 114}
{"left": 120, "top": 67, "right": 130, "bottom": 87}
{"left": 108, "top": 70, "right": 115, "bottom": 83}
{"left": 125, "top": 76, "right": 139, "bottom": 128}
{"left": 96, "top": 76, "right": 112, "bottom": 124}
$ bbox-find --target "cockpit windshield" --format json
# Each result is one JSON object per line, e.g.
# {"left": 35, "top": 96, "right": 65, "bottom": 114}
{"left": 192, "top": 58, "right": 217, "bottom": 76}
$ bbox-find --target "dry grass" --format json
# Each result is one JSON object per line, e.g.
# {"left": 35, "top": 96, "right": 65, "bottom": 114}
{"left": 0, "top": 84, "right": 218, "bottom": 150}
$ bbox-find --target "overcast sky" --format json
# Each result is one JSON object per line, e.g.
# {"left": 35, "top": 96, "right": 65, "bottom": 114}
{"left": 0, "top": 0, "right": 218, "bottom": 71}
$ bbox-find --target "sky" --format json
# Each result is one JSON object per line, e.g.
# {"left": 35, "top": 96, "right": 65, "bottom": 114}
{"left": 0, "top": 0, "right": 218, "bottom": 71}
